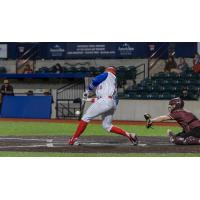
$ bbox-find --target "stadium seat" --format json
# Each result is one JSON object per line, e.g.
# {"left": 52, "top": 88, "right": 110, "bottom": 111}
{"left": 171, "top": 79, "right": 184, "bottom": 85}
{"left": 126, "top": 66, "right": 137, "bottom": 79}
{"left": 69, "top": 66, "right": 78, "bottom": 72}
{"left": 88, "top": 66, "right": 98, "bottom": 75}
{"left": 38, "top": 67, "right": 50, "bottom": 73}
{"left": 190, "top": 94, "right": 199, "bottom": 100}
{"left": 77, "top": 66, "right": 87, "bottom": 72}
{"left": 128, "top": 92, "right": 137, "bottom": 99}
{"left": 63, "top": 67, "right": 69, "bottom": 73}
{"left": 158, "top": 92, "right": 171, "bottom": 100}
{"left": 0, "top": 66, "right": 6, "bottom": 74}
{"left": 98, "top": 66, "right": 105, "bottom": 73}
{"left": 146, "top": 92, "right": 159, "bottom": 99}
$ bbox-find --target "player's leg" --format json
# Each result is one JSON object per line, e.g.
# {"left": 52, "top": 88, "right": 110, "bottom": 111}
{"left": 168, "top": 128, "right": 200, "bottom": 145}
{"left": 167, "top": 129, "right": 185, "bottom": 144}
{"left": 182, "top": 127, "right": 200, "bottom": 145}
{"left": 69, "top": 98, "right": 114, "bottom": 145}
{"left": 101, "top": 109, "right": 138, "bottom": 145}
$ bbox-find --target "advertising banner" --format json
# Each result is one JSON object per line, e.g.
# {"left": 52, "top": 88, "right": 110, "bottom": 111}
{"left": 66, "top": 43, "right": 116, "bottom": 58}
{"left": 47, "top": 43, "right": 66, "bottom": 59}
{"left": 2, "top": 42, "right": 198, "bottom": 59}
{"left": 66, "top": 43, "right": 149, "bottom": 58}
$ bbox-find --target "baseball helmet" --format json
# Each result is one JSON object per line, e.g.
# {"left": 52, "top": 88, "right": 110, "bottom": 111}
{"left": 105, "top": 66, "right": 117, "bottom": 75}
{"left": 168, "top": 97, "right": 184, "bottom": 111}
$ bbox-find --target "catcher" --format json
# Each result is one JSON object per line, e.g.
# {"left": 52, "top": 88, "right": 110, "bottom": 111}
{"left": 144, "top": 97, "right": 200, "bottom": 145}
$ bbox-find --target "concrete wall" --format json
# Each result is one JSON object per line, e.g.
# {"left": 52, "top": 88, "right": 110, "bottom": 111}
{"left": 10, "top": 91, "right": 200, "bottom": 120}
{"left": 84, "top": 99, "right": 200, "bottom": 121}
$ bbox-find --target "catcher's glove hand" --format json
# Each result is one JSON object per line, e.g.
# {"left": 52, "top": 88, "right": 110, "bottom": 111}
{"left": 144, "top": 113, "right": 153, "bottom": 128}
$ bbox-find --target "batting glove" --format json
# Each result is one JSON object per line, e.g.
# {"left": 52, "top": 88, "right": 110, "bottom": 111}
{"left": 82, "top": 90, "right": 89, "bottom": 101}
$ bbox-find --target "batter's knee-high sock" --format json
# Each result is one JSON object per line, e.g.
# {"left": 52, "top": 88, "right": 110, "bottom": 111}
{"left": 71, "top": 120, "right": 88, "bottom": 140}
{"left": 110, "top": 126, "right": 129, "bottom": 138}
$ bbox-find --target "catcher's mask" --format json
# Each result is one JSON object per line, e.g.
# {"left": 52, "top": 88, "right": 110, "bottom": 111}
{"left": 168, "top": 97, "right": 184, "bottom": 112}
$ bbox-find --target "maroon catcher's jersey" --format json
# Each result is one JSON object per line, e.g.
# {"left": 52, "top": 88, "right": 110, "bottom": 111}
{"left": 168, "top": 109, "right": 200, "bottom": 132}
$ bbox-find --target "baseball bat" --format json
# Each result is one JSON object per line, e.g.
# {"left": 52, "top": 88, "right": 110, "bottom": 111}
{"left": 78, "top": 99, "right": 86, "bottom": 121}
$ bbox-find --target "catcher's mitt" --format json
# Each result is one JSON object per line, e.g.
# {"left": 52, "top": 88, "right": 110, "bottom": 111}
{"left": 144, "top": 113, "right": 153, "bottom": 128}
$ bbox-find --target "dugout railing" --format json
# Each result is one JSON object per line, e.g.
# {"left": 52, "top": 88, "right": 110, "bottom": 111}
{"left": 56, "top": 79, "right": 85, "bottom": 119}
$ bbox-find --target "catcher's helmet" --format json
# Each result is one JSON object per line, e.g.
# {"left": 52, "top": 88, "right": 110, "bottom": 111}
{"left": 168, "top": 97, "right": 184, "bottom": 112}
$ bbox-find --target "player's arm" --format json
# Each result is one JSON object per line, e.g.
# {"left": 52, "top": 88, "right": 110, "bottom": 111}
{"left": 144, "top": 113, "right": 171, "bottom": 128}
{"left": 148, "top": 115, "right": 171, "bottom": 128}
{"left": 88, "top": 72, "right": 108, "bottom": 91}
{"left": 151, "top": 115, "right": 171, "bottom": 122}
{"left": 83, "top": 72, "right": 108, "bottom": 100}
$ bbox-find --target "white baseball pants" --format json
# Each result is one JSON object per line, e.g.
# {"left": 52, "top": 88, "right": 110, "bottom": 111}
{"left": 82, "top": 97, "right": 116, "bottom": 132}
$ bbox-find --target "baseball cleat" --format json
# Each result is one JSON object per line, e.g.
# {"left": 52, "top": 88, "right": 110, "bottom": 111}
{"left": 167, "top": 129, "right": 176, "bottom": 144}
{"left": 128, "top": 133, "right": 138, "bottom": 146}
{"left": 68, "top": 137, "right": 79, "bottom": 145}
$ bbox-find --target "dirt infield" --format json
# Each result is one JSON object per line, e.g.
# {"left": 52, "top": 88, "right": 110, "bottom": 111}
{"left": 0, "top": 135, "right": 200, "bottom": 154}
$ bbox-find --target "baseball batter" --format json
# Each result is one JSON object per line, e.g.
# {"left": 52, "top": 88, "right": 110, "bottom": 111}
{"left": 146, "top": 97, "right": 200, "bottom": 145}
{"left": 69, "top": 66, "right": 138, "bottom": 145}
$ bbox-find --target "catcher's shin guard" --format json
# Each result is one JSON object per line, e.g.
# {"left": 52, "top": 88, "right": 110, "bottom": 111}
{"left": 167, "top": 129, "right": 176, "bottom": 144}
{"left": 184, "top": 136, "right": 200, "bottom": 145}
{"left": 171, "top": 136, "right": 200, "bottom": 145}
{"left": 173, "top": 137, "right": 185, "bottom": 145}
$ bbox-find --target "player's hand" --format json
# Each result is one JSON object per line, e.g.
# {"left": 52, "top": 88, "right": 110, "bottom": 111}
{"left": 82, "top": 90, "right": 89, "bottom": 101}
{"left": 146, "top": 120, "right": 153, "bottom": 128}
{"left": 144, "top": 113, "right": 153, "bottom": 128}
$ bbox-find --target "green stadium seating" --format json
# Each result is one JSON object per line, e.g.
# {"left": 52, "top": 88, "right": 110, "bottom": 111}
{"left": 88, "top": 66, "right": 98, "bottom": 76}
{"left": 77, "top": 66, "right": 87, "bottom": 72}
{"left": 38, "top": 67, "right": 49, "bottom": 73}
{"left": 0, "top": 66, "right": 6, "bottom": 74}
{"left": 120, "top": 69, "right": 200, "bottom": 100}
{"left": 69, "top": 66, "right": 78, "bottom": 72}
{"left": 98, "top": 66, "right": 105, "bottom": 73}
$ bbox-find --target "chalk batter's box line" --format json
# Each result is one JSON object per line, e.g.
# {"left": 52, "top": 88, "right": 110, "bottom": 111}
{"left": 74, "top": 142, "right": 174, "bottom": 147}
{"left": 0, "top": 137, "right": 53, "bottom": 142}
{"left": 0, "top": 137, "right": 173, "bottom": 147}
